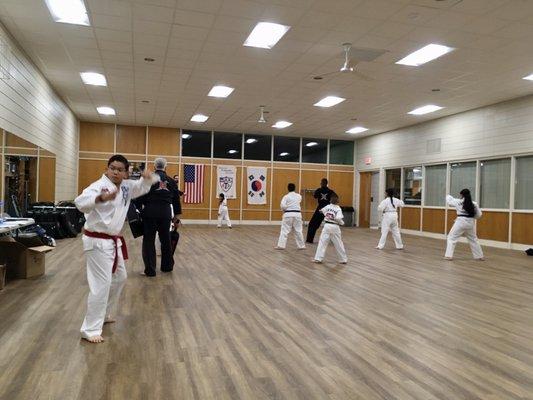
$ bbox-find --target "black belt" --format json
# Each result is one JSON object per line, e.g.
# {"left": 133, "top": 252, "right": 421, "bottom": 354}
{"left": 325, "top": 221, "right": 338, "bottom": 225}
{"left": 284, "top": 210, "right": 301, "bottom": 213}
{"left": 458, "top": 214, "right": 474, "bottom": 218}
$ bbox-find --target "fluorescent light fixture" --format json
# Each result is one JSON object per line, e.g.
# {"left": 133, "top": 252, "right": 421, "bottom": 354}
{"left": 305, "top": 141, "right": 318, "bottom": 147}
{"left": 272, "top": 120, "right": 292, "bottom": 129}
{"left": 314, "top": 96, "right": 345, "bottom": 108}
{"left": 523, "top": 73, "right": 533, "bottom": 81}
{"left": 279, "top": 152, "right": 289, "bottom": 156}
{"left": 228, "top": 149, "right": 238, "bottom": 154}
{"left": 408, "top": 105, "right": 443, "bottom": 115}
{"left": 346, "top": 126, "right": 368, "bottom": 134}
{"left": 208, "top": 85, "right": 234, "bottom": 98}
{"left": 246, "top": 138, "right": 258, "bottom": 144}
{"left": 45, "top": 0, "right": 90, "bottom": 26}
{"left": 396, "top": 44, "right": 454, "bottom": 66}
{"left": 243, "top": 22, "right": 290, "bottom": 49}
{"left": 182, "top": 133, "right": 191, "bottom": 139}
{"left": 96, "top": 106, "right": 115, "bottom": 116}
{"left": 80, "top": 72, "right": 107, "bottom": 86}
{"left": 191, "top": 114, "right": 209, "bottom": 122}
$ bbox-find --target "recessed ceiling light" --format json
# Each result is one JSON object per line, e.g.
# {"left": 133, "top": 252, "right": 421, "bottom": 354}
{"left": 431, "top": 88, "right": 441, "bottom": 92}
{"left": 314, "top": 96, "right": 345, "bottom": 108}
{"left": 208, "top": 85, "right": 234, "bottom": 98}
{"left": 346, "top": 126, "right": 368, "bottom": 134}
{"left": 191, "top": 114, "right": 209, "bottom": 123}
{"left": 243, "top": 22, "right": 290, "bottom": 49}
{"left": 408, "top": 105, "right": 443, "bottom": 115}
{"left": 140, "top": 100, "right": 150, "bottom": 104}
{"left": 305, "top": 141, "right": 318, "bottom": 147}
{"left": 97, "top": 106, "right": 115, "bottom": 116}
{"left": 182, "top": 133, "right": 191, "bottom": 139}
{"left": 144, "top": 57, "right": 155, "bottom": 62}
{"left": 396, "top": 44, "right": 454, "bottom": 66}
{"left": 279, "top": 152, "right": 289, "bottom": 156}
{"left": 272, "top": 121, "right": 292, "bottom": 129}
{"left": 80, "top": 72, "right": 107, "bottom": 86}
{"left": 246, "top": 138, "right": 258, "bottom": 144}
{"left": 522, "top": 73, "right": 533, "bottom": 81}
{"left": 228, "top": 149, "right": 238, "bottom": 154}
{"left": 45, "top": 0, "right": 90, "bottom": 26}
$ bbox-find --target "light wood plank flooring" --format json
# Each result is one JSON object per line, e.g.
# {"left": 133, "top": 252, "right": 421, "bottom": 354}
{"left": 1, "top": 226, "right": 533, "bottom": 400}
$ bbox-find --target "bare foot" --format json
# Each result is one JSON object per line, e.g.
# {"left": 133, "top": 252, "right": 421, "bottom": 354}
{"left": 339, "top": 261, "right": 347, "bottom": 264}
{"left": 476, "top": 258, "right": 485, "bottom": 261}
{"left": 375, "top": 246, "right": 383, "bottom": 250}
{"left": 297, "top": 247, "right": 306, "bottom": 250}
{"left": 274, "top": 246, "right": 284, "bottom": 250}
{"left": 444, "top": 257, "right": 453, "bottom": 261}
{"left": 83, "top": 335, "right": 104, "bottom": 343}
{"left": 312, "top": 259, "right": 322, "bottom": 263}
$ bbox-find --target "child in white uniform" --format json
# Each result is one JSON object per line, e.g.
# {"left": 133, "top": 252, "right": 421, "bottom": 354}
{"left": 376, "top": 188, "right": 404, "bottom": 250}
{"left": 217, "top": 193, "right": 232, "bottom": 228}
{"left": 445, "top": 188, "right": 484, "bottom": 260}
{"left": 275, "top": 183, "right": 305, "bottom": 250}
{"left": 313, "top": 194, "right": 347, "bottom": 264}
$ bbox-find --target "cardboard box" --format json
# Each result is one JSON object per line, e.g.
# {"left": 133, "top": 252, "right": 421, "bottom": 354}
{"left": 0, "top": 237, "right": 53, "bottom": 279}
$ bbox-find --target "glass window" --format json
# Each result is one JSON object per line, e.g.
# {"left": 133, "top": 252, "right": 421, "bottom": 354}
{"left": 385, "top": 169, "right": 401, "bottom": 198}
{"left": 424, "top": 164, "right": 447, "bottom": 206}
{"left": 213, "top": 132, "right": 242, "bottom": 159}
{"left": 403, "top": 166, "right": 422, "bottom": 205}
{"left": 450, "top": 162, "right": 477, "bottom": 200}
{"left": 244, "top": 134, "right": 271, "bottom": 161}
{"left": 330, "top": 140, "right": 354, "bottom": 165}
{"left": 274, "top": 136, "right": 300, "bottom": 162}
{"left": 181, "top": 130, "right": 211, "bottom": 158}
{"left": 302, "top": 138, "right": 327, "bottom": 163}
{"left": 515, "top": 155, "right": 533, "bottom": 210}
{"left": 480, "top": 158, "right": 511, "bottom": 209}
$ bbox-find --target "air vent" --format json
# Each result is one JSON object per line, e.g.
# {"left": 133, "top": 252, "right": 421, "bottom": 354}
{"left": 349, "top": 47, "right": 388, "bottom": 62}
{"left": 426, "top": 138, "right": 442, "bottom": 154}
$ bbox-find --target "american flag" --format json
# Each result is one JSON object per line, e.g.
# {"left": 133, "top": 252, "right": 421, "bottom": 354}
{"left": 183, "top": 164, "right": 205, "bottom": 204}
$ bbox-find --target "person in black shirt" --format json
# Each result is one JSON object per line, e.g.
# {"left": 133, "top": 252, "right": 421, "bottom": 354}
{"left": 306, "top": 178, "right": 336, "bottom": 244}
{"left": 138, "top": 158, "right": 180, "bottom": 276}
{"left": 172, "top": 174, "right": 184, "bottom": 217}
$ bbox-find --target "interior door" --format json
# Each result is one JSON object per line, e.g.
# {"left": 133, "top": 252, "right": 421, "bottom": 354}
{"left": 358, "top": 172, "right": 372, "bottom": 227}
{"left": 370, "top": 171, "right": 380, "bottom": 227}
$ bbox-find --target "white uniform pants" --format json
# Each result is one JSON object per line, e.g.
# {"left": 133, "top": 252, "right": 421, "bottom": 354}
{"left": 445, "top": 217, "right": 484, "bottom": 259}
{"left": 277, "top": 213, "right": 305, "bottom": 249}
{"left": 217, "top": 208, "right": 231, "bottom": 227}
{"left": 80, "top": 236, "right": 127, "bottom": 338}
{"left": 377, "top": 213, "right": 403, "bottom": 249}
{"left": 314, "top": 223, "right": 347, "bottom": 263}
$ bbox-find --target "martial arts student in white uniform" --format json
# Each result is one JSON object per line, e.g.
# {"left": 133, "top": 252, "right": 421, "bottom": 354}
{"left": 445, "top": 188, "right": 484, "bottom": 260}
{"left": 275, "top": 183, "right": 306, "bottom": 250}
{"left": 313, "top": 194, "right": 348, "bottom": 264}
{"left": 75, "top": 154, "right": 159, "bottom": 343}
{"left": 217, "top": 193, "right": 232, "bottom": 228}
{"left": 376, "top": 188, "right": 404, "bottom": 250}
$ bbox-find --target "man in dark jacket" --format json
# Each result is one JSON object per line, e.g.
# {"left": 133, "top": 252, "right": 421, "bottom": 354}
{"left": 138, "top": 158, "right": 180, "bottom": 276}
{"left": 306, "top": 178, "right": 336, "bottom": 244}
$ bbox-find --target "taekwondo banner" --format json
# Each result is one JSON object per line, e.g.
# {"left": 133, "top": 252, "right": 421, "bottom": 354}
{"left": 216, "top": 165, "right": 237, "bottom": 199}
{"left": 247, "top": 167, "right": 267, "bottom": 205}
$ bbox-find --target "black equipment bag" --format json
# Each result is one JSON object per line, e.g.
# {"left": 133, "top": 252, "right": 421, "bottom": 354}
{"left": 127, "top": 202, "right": 144, "bottom": 238}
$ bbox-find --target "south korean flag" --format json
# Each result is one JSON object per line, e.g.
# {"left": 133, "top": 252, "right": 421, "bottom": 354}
{"left": 247, "top": 167, "right": 267, "bottom": 205}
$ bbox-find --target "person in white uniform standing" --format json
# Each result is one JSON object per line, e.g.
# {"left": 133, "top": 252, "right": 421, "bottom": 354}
{"left": 376, "top": 188, "right": 404, "bottom": 250}
{"left": 75, "top": 154, "right": 159, "bottom": 343}
{"left": 275, "top": 183, "right": 305, "bottom": 250}
{"left": 445, "top": 188, "right": 484, "bottom": 260}
{"left": 217, "top": 193, "right": 232, "bottom": 228}
{"left": 313, "top": 194, "right": 347, "bottom": 264}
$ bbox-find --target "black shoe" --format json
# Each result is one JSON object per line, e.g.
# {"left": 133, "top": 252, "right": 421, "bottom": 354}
{"left": 161, "top": 268, "right": 173, "bottom": 273}
{"left": 142, "top": 271, "right": 156, "bottom": 277}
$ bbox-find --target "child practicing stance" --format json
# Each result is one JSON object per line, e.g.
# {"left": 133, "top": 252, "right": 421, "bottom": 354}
{"left": 445, "top": 188, "right": 484, "bottom": 260}
{"left": 275, "top": 183, "right": 306, "bottom": 250}
{"left": 376, "top": 188, "right": 404, "bottom": 250}
{"left": 217, "top": 193, "right": 232, "bottom": 228}
{"left": 313, "top": 193, "right": 347, "bottom": 264}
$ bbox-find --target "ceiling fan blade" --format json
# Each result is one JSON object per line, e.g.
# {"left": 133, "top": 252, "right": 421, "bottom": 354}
{"left": 352, "top": 69, "right": 373, "bottom": 82}
{"left": 313, "top": 70, "right": 339, "bottom": 79}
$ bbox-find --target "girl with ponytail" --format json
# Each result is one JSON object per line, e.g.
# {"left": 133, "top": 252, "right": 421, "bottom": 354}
{"left": 376, "top": 188, "right": 405, "bottom": 250}
{"left": 445, "top": 188, "right": 484, "bottom": 260}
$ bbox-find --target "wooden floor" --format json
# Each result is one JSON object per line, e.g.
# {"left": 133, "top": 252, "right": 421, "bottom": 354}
{"left": 1, "top": 226, "right": 533, "bottom": 400}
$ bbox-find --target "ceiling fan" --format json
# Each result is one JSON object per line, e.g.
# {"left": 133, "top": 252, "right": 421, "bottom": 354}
{"left": 313, "top": 43, "right": 374, "bottom": 81}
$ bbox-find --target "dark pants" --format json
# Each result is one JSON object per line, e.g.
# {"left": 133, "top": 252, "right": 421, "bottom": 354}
{"left": 142, "top": 217, "right": 172, "bottom": 276}
{"left": 306, "top": 209, "right": 324, "bottom": 243}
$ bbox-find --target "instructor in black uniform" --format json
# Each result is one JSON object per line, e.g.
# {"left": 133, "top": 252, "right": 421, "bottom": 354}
{"left": 306, "top": 178, "right": 336, "bottom": 244}
{"left": 139, "top": 157, "right": 180, "bottom": 276}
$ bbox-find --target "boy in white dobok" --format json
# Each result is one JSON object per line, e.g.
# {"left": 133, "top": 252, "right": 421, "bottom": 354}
{"left": 217, "top": 193, "right": 232, "bottom": 228}
{"left": 313, "top": 194, "right": 347, "bottom": 264}
{"left": 445, "top": 188, "right": 484, "bottom": 260}
{"left": 376, "top": 188, "right": 404, "bottom": 250}
{"left": 75, "top": 154, "right": 159, "bottom": 343}
{"left": 275, "top": 183, "right": 305, "bottom": 250}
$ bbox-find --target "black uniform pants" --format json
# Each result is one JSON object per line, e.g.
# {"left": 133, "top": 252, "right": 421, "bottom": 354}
{"left": 306, "top": 209, "right": 324, "bottom": 243}
{"left": 142, "top": 217, "right": 172, "bottom": 276}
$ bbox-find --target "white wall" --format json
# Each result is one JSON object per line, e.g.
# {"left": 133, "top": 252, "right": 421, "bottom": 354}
{"left": 0, "top": 23, "right": 78, "bottom": 201}
{"left": 356, "top": 94, "right": 533, "bottom": 171}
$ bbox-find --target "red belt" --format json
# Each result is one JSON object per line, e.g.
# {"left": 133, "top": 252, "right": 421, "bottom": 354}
{"left": 83, "top": 230, "right": 129, "bottom": 273}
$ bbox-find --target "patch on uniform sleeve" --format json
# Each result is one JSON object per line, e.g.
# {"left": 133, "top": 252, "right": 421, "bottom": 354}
{"left": 121, "top": 185, "right": 129, "bottom": 205}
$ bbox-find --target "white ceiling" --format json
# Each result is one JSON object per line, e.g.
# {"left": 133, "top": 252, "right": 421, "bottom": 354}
{"left": 1, "top": 0, "right": 533, "bottom": 139}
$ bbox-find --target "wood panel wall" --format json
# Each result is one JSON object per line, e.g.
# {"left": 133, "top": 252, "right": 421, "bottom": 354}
{"left": 78, "top": 159, "right": 108, "bottom": 194}
{"left": 116, "top": 125, "right": 146, "bottom": 155}
{"left": 477, "top": 211, "right": 510, "bottom": 242}
{"left": 422, "top": 209, "right": 446, "bottom": 234}
{"left": 401, "top": 207, "right": 421, "bottom": 230}
{"left": 511, "top": 213, "right": 533, "bottom": 245}
{"left": 38, "top": 157, "right": 56, "bottom": 202}
{"left": 147, "top": 127, "right": 179, "bottom": 156}
{"left": 79, "top": 122, "right": 114, "bottom": 153}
